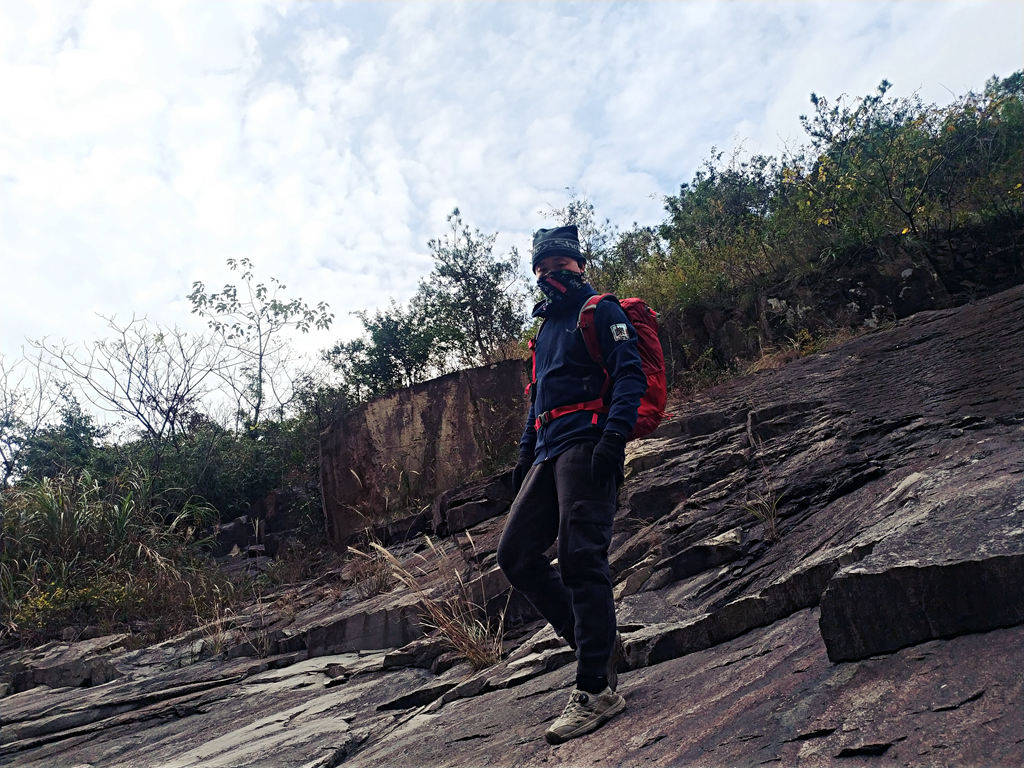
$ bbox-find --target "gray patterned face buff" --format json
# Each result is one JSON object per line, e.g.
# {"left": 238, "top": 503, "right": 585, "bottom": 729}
{"left": 537, "top": 269, "right": 589, "bottom": 304}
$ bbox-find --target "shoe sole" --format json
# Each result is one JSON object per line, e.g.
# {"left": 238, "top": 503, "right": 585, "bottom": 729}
{"left": 544, "top": 695, "right": 626, "bottom": 745}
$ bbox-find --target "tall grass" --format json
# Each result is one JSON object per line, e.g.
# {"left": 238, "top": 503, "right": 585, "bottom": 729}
{"left": 0, "top": 466, "right": 240, "bottom": 647}
{"left": 346, "top": 529, "right": 397, "bottom": 600}
{"left": 369, "top": 532, "right": 510, "bottom": 670}
{"left": 726, "top": 433, "right": 782, "bottom": 543}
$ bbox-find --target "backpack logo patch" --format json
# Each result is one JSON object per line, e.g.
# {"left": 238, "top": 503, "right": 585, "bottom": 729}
{"left": 610, "top": 323, "right": 630, "bottom": 342}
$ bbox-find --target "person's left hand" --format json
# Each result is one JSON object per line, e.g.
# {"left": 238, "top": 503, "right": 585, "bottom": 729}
{"left": 511, "top": 453, "right": 534, "bottom": 495}
{"left": 591, "top": 430, "right": 627, "bottom": 484}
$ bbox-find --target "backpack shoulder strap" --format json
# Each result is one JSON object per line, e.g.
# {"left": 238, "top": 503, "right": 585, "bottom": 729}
{"left": 524, "top": 320, "right": 546, "bottom": 399}
{"left": 577, "top": 293, "right": 618, "bottom": 368}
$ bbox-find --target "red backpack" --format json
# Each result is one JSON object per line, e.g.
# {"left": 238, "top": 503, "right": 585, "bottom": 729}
{"left": 527, "top": 294, "right": 668, "bottom": 441}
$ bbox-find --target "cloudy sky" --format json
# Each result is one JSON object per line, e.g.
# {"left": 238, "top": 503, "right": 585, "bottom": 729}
{"left": 1, "top": 0, "right": 1021, "bottom": 364}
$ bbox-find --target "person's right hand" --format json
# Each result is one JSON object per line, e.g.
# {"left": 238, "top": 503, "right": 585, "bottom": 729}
{"left": 512, "top": 454, "right": 533, "bottom": 495}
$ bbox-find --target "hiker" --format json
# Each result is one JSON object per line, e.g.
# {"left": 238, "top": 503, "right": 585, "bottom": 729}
{"left": 496, "top": 224, "right": 646, "bottom": 745}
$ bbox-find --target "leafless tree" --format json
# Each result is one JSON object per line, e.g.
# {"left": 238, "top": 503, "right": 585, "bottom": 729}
{"left": 31, "top": 315, "right": 225, "bottom": 473}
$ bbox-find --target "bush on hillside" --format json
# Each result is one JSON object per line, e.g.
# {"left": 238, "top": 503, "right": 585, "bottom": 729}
{"left": 625, "top": 72, "right": 1024, "bottom": 307}
{"left": 0, "top": 467, "right": 244, "bottom": 647}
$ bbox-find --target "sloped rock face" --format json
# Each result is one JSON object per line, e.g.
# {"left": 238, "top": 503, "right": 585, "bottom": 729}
{"left": 819, "top": 487, "right": 1024, "bottom": 661}
{"left": 348, "top": 610, "right": 1024, "bottom": 768}
{"left": 0, "top": 634, "right": 128, "bottom": 694}
{"left": 319, "top": 358, "right": 529, "bottom": 544}
{"left": 607, "top": 283, "right": 1024, "bottom": 670}
{"left": 431, "top": 473, "right": 516, "bottom": 537}
{"left": 2, "top": 284, "right": 1023, "bottom": 767}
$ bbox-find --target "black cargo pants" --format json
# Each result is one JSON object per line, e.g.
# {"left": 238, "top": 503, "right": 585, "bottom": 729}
{"left": 496, "top": 440, "right": 618, "bottom": 687}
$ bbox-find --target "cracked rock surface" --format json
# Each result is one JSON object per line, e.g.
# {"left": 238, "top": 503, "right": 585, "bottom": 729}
{"left": 2, "top": 284, "right": 1023, "bottom": 767}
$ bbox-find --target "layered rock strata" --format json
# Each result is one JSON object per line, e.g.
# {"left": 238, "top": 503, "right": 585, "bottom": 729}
{"left": 3, "top": 284, "right": 1023, "bottom": 767}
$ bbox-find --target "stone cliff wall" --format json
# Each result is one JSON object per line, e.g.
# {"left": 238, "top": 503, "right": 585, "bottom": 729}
{"left": 320, "top": 358, "right": 530, "bottom": 544}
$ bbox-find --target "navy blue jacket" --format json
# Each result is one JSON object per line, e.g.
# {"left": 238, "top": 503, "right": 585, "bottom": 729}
{"left": 519, "top": 284, "right": 647, "bottom": 465}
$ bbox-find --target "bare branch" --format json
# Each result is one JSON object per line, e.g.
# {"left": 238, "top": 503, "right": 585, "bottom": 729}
{"left": 30, "top": 315, "right": 226, "bottom": 473}
{"left": 0, "top": 349, "right": 63, "bottom": 485}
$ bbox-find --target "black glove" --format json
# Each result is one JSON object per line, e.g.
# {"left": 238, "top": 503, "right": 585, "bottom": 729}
{"left": 511, "top": 453, "right": 534, "bottom": 495}
{"left": 591, "top": 430, "right": 627, "bottom": 484}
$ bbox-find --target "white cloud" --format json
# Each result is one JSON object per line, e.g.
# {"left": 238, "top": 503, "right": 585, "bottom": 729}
{"left": 0, "top": 0, "right": 1020, "bottom": 381}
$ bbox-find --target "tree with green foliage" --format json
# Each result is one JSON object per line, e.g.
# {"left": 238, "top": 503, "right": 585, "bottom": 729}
{"left": 542, "top": 191, "right": 671, "bottom": 298}
{"left": 544, "top": 192, "right": 618, "bottom": 263}
{"left": 188, "top": 258, "right": 334, "bottom": 433}
{"left": 32, "top": 316, "right": 222, "bottom": 478}
{"left": 291, "top": 369, "right": 354, "bottom": 432}
{"left": 543, "top": 192, "right": 621, "bottom": 293}
{"left": 417, "top": 209, "right": 528, "bottom": 367}
{"left": 324, "top": 296, "right": 449, "bottom": 400}
{"left": 0, "top": 352, "right": 63, "bottom": 486}
{"left": 603, "top": 224, "right": 670, "bottom": 295}
{"left": 324, "top": 209, "right": 528, "bottom": 402}
{"left": 659, "top": 148, "right": 784, "bottom": 298}
{"left": 16, "top": 394, "right": 109, "bottom": 481}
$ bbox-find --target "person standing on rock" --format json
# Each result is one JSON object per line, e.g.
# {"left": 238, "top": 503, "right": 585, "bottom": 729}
{"left": 496, "top": 224, "right": 646, "bottom": 745}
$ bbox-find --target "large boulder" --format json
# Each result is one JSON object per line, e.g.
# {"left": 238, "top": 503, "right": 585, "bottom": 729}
{"left": 819, "top": 466, "right": 1024, "bottom": 660}
{"left": 0, "top": 634, "right": 127, "bottom": 694}
{"left": 319, "top": 359, "right": 529, "bottom": 544}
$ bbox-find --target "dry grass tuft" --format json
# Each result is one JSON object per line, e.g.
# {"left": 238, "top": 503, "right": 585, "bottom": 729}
{"left": 742, "top": 324, "right": 865, "bottom": 376}
{"left": 726, "top": 433, "right": 783, "bottom": 543}
{"left": 370, "top": 532, "right": 510, "bottom": 670}
{"left": 264, "top": 537, "right": 344, "bottom": 587}
{"left": 346, "top": 530, "right": 397, "bottom": 600}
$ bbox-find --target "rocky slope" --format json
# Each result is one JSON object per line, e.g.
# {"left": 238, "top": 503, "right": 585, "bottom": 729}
{"left": 2, "top": 283, "right": 1023, "bottom": 767}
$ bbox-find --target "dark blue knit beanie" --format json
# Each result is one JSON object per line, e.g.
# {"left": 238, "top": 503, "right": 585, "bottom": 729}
{"left": 531, "top": 225, "right": 583, "bottom": 271}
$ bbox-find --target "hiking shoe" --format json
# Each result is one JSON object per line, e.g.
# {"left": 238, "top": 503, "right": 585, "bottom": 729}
{"left": 544, "top": 687, "right": 626, "bottom": 745}
{"left": 607, "top": 631, "right": 625, "bottom": 692}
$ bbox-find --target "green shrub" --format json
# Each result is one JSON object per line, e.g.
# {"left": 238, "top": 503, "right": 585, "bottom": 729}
{"left": 0, "top": 467, "right": 243, "bottom": 646}
{"left": 77, "top": 413, "right": 323, "bottom": 524}
{"left": 639, "top": 72, "right": 1024, "bottom": 310}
